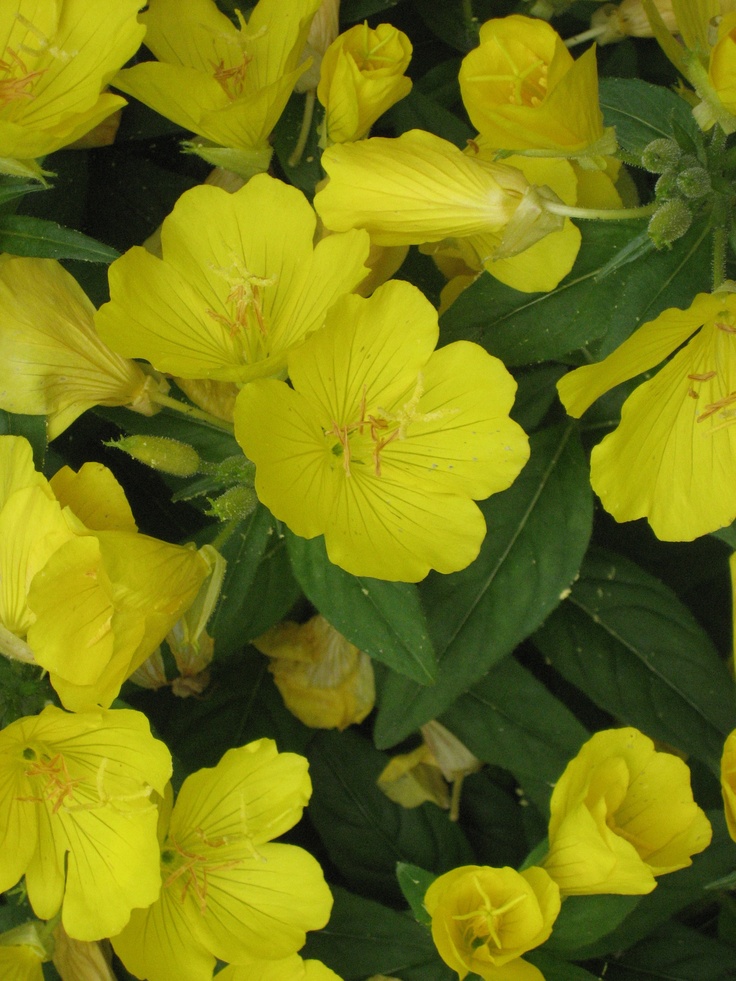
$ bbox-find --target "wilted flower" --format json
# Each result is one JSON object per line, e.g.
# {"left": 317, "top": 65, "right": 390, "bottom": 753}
{"left": 0, "top": 0, "right": 145, "bottom": 178}
{"left": 557, "top": 291, "right": 736, "bottom": 540}
{"left": 585, "top": 0, "right": 677, "bottom": 46}
{"left": 543, "top": 728, "right": 712, "bottom": 895}
{"left": 458, "top": 15, "right": 613, "bottom": 157}
{"left": 0, "top": 256, "right": 167, "bottom": 439}
{"left": 317, "top": 22, "right": 412, "bottom": 145}
{"left": 0, "top": 706, "right": 172, "bottom": 940}
{"left": 96, "top": 174, "right": 369, "bottom": 384}
{"left": 111, "top": 739, "right": 333, "bottom": 981}
{"left": 235, "top": 280, "right": 529, "bottom": 582}
{"left": 424, "top": 864, "right": 560, "bottom": 981}
{"left": 113, "top": 0, "right": 321, "bottom": 174}
{"left": 254, "top": 614, "right": 375, "bottom": 730}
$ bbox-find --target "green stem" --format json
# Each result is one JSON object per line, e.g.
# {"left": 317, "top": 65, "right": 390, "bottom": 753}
{"left": 543, "top": 200, "right": 658, "bottom": 221}
{"left": 565, "top": 25, "right": 608, "bottom": 47}
{"left": 288, "top": 89, "right": 317, "bottom": 168}
{"left": 712, "top": 219, "right": 728, "bottom": 291}
{"left": 150, "top": 391, "right": 234, "bottom": 433}
{"left": 210, "top": 517, "right": 241, "bottom": 550}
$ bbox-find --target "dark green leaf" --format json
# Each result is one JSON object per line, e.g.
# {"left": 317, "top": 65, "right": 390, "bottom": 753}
{"left": 307, "top": 729, "right": 474, "bottom": 902}
{"left": 411, "top": 0, "right": 481, "bottom": 52}
{"left": 302, "top": 887, "right": 454, "bottom": 981}
{"left": 384, "top": 88, "right": 473, "bottom": 147}
{"left": 440, "top": 657, "right": 589, "bottom": 814}
{"left": 525, "top": 951, "right": 601, "bottom": 981}
{"left": 438, "top": 217, "right": 712, "bottom": 365}
{"left": 0, "top": 411, "right": 46, "bottom": 470}
{"left": 287, "top": 532, "right": 436, "bottom": 685}
{"left": 534, "top": 548, "right": 736, "bottom": 774}
{"left": 544, "top": 894, "right": 642, "bottom": 956}
{"left": 599, "top": 77, "right": 704, "bottom": 163}
{"left": 272, "top": 92, "right": 324, "bottom": 197}
{"left": 0, "top": 177, "right": 45, "bottom": 209}
{"left": 601, "top": 920, "right": 736, "bottom": 980}
{"left": 0, "top": 214, "right": 118, "bottom": 262}
{"left": 375, "top": 424, "right": 593, "bottom": 748}
{"left": 397, "top": 862, "right": 436, "bottom": 925}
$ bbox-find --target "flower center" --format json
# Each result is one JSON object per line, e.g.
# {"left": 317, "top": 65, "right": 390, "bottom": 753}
{"left": 162, "top": 828, "right": 253, "bottom": 913}
{"left": 453, "top": 875, "right": 527, "bottom": 952}
{"left": 690, "top": 316, "right": 736, "bottom": 432}
{"left": 357, "top": 24, "right": 402, "bottom": 71}
{"left": 208, "top": 10, "right": 267, "bottom": 99}
{"left": 18, "top": 751, "right": 82, "bottom": 813}
{"left": 468, "top": 39, "right": 549, "bottom": 107}
{"left": 207, "top": 258, "right": 277, "bottom": 347}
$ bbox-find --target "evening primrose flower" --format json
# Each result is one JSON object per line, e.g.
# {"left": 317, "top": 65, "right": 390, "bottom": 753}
{"left": 557, "top": 291, "right": 736, "bottom": 540}
{"left": 458, "top": 16, "right": 613, "bottom": 158}
{"left": 0, "top": 922, "right": 50, "bottom": 981}
{"left": 721, "top": 729, "right": 736, "bottom": 841}
{"left": 217, "top": 954, "right": 343, "bottom": 981}
{"left": 254, "top": 614, "right": 375, "bottom": 730}
{"left": 235, "top": 280, "right": 529, "bottom": 582}
{"left": 314, "top": 129, "right": 566, "bottom": 263}
{"left": 0, "top": 705, "right": 172, "bottom": 940}
{"left": 543, "top": 728, "right": 712, "bottom": 895}
{"left": 0, "top": 0, "right": 145, "bottom": 179}
{"left": 0, "top": 434, "right": 213, "bottom": 711}
{"left": 111, "top": 739, "right": 333, "bottom": 981}
{"left": 424, "top": 864, "right": 561, "bottom": 981}
{"left": 317, "top": 22, "right": 412, "bottom": 146}
{"left": 95, "top": 174, "right": 369, "bottom": 383}
{"left": 0, "top": 256, "right": 167, "bottom": 439}
{"left": 113, "top": 0, "right": 321, "bottom": 175}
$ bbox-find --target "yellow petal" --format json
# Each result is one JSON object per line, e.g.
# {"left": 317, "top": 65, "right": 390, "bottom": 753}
{"left": 50, "top": 462, "right": 137, "bottom": 533}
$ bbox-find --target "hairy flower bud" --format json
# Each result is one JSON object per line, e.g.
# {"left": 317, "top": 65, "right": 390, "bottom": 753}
{"left": 648, "top": 198, "right": 693, "bottom": 247}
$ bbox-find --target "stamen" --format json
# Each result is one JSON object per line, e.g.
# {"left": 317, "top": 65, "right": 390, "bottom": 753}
{"left": 163, "top": 830, "right": 247, "bottom": 914}
{"left": 207, "top": 260, "right": 277, "bottom": 338}
{"left": 19, "top": 753, "right": 82, "bottom": 813}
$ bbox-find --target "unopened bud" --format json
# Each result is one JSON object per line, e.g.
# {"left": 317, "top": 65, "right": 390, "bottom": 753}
{"left": 206, "top": 485, "right": 258, "bottom": 520}
{"left": 648, "top": 199, "right": 693, "bottom": 247}
{"left": 107, "top": 435, "right": 200, "bottom": 476}
{"left": 654, "top": 168, "right": 679, "bottom": 198}
{"left": 676, "top": 166, "right": 711, "bottom": 198}
{"left": 641, "top": 138, "right": 681, "bottom": 173}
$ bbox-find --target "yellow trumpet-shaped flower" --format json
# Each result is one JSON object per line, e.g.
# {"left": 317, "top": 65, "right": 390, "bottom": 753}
{"left": 557, "top": 291, "right": 736, "bottom": 540}
{"left": 113, "top": 0, "right": 321, "bottom": 174}
{"left": 317, "top": 22, "right": 412, "bottom": 145}
{"left": 314, "top": 129, "right": 563, "bottom": 258}
{"left": 543, "top": 728, "right": 711, "bottom": 895}
{"left": 111, "top": 739, "right": 333, "bottom": 981}
{"left": 424, "top": 864, "right": 561, "bottom": 981}
{"left": 0, "top": 435, "right": 213, "bottom": 711}
{"left": 0, "top": 256, "right": 168, "bottom": 439}
{"left": 95, "top": 174, "right": 369, "bottom": 383}
{"left": 254, "top": 614, "right": 375, "bottom": 730}
{"left": 458, "top": 16, "right": 613, "bottom": 157}
{"left": 0, "top": 0, "right": 145, "bottom": 179}
{"left": 0, "top": 705, "right": 172, "bottom": 941}
{"left": 234, "top": 280, "right": 529, "bottom": 582}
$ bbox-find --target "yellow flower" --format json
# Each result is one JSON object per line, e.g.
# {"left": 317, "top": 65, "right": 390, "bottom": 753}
{"left": 234, "top": 280, "right": 530, "bottom": 582}
{"left": 317, "top": 22, "right": 412, "bottom": 145}
{"left": 217, "top": 953, "right": 343, "bottom": 981}
{"left": 0, "top": 435, "right": 213, "bottom": 711}
{"left": 543, "top": 728, "right": 712, "bottom": 895}
{"left": 721, "top": 728, "right": 736, "bottom": 841}
{"left": 0, "top": 0, "right": 145, "bottom": 179}
{"left": 95, "top": 174, "right": 369, "bottom": 383}
{"left": 557, "top": 291, "right": 736, "bottom": 540}
{"left": 254, "top": 614, "right": 375, "bottom": 730}
{"left": 0, "top": 705, "right": 172, "bottom": 940}
{"left": 113, "top": 0, "right": 321, "bottom": 175}
{"left": 0, "top": 255, "right": 167, "bottom": 439}
{"left": 111, "top": 739, "right": 333, "bottom": 981}
{"left": 0, "top": 945, "right": 44, "bottom": 981}
{"left": 424, "top": 864, "right": 560, "bottom": 981}
{"left": 51, "top": 924, "right": 116, "bottom": 981}
{"left": 458, "top": 16, "right": 612, "bottom": 157}
{"left": 314, "top": 129, "right": 564, "bottom": 257}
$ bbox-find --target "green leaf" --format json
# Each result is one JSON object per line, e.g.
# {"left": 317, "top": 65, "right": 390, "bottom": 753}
{"left": 0, "top": 411, "right": 46, "bottom": 470}
{"left": 438, "top": 217, "right": 712, "bottom": 366}
{"left": 544, "top": 894, "right": 642, "bottom": 956}
{"left": 306, "top": 729, "right": 474, "bottom": 903}
{"left": 525, "top": 951, "right": 601, "bottom": 981}
{"left": 397, "top": 862, "right": 436, "bottom": 925}
{"left": 384, "top": 88, "right": 473, "bottom": 147}
{"left": 0, "top": 177, "right": 45, "bottom": 210}
{"left": 302, "top": 887, "right": 454, "bottom": 981}
{"left": 599, "top": 77, "right": 703, "bottom": 163}
{"left": 600, "top": 920, "right": 736, "bottom": 980}
{"left": 286, "top": 532, "right": 437, "bottom": 685}
{"left": 374, "top": 424, "right": 593, "bottom": 748}
{"left": 0, "top": 214, "right": 118, "bottom": 262}
{"left": 271, "top": 91, "right": 324, "bottom": 197}
{"left": 439, "top": 657, "right": 589, "bottom": 814}
{"left": 534, "top": 548, "right": 736, "bottom": 774}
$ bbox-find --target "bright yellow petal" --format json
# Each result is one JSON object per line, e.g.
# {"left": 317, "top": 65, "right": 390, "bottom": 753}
{"left": 0, "top": 945, "right": 45, "bottom": 981}
{"left": 590, "top": 318, "right": 736, "bottom": 539}
{"left": 50, "top": 462, "right": 137, "bottom": 533}
{"left": 141, "top": 0, "right": 240, "bottom": 71}
{"left": 557, "top": 292, "right": 720, "bottom": 418}
{"left": 0, "top": 435, "right": 52, "bottom": 510}
{"left": 476, "top": 219, "right": 581, "bottom": 293}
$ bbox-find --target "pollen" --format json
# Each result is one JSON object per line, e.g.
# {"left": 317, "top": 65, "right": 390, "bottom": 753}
{"left": 207, "top": 259, "right": 277, "bottom": 339}
{"left": 19, "top": 752, "right": 82, "bottom": 813}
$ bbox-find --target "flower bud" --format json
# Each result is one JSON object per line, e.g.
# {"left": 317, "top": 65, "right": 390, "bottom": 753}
{"left": 318, "top": 22, "right": 412, "bottom": 145}
{"left": 648, "top": 198, "right": 693, "bottom": 247}
{"left": 107, "top": 435, "right": 201, "bottom": 476}
{"left": 641, "top": 137, "right": 681, "bottom": 173}
{"left": 676, "top": 166, "right": 712, "bottom": 198}
{"left": 52, "top": 924, "right": 116, "bottom": 981}
{"left": 206, "top": 485, "right": 259, "bottom": 521}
